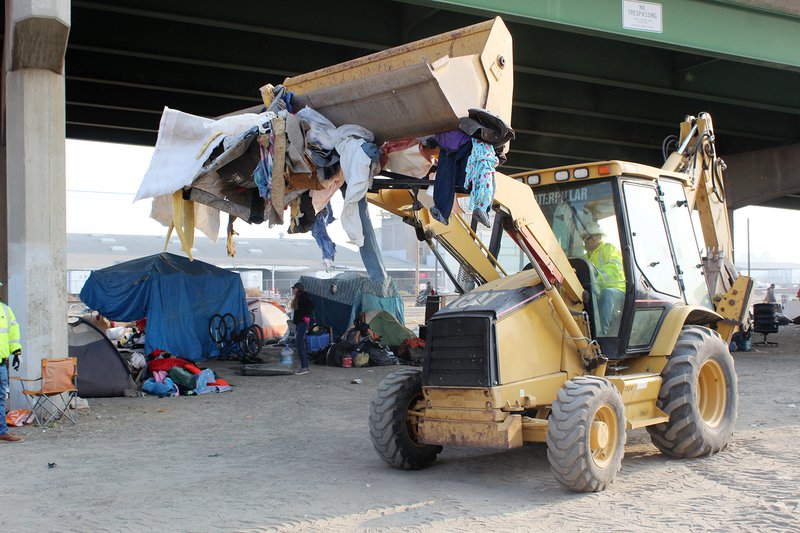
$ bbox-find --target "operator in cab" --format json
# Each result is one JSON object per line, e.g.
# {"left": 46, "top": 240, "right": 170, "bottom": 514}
{"left": 581, "top": 222, "right": 625, "bottom": 335}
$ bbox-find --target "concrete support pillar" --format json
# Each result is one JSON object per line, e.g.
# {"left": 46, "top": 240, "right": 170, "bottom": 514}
{"left": 2, "top": 0, "right": 70, "bottom": 405}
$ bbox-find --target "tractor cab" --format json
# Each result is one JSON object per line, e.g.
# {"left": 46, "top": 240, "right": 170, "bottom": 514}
{"left": 496, "top": 162, "right": 712, "bottom": 359}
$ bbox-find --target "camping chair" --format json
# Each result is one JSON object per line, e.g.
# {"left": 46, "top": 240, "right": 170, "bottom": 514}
{"left": 12, "top": 357, "right": 78, "bottom": 426}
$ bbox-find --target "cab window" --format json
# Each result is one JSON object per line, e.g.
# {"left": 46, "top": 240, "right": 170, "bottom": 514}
{"left": 535, "top": 180, "right": 626, "bottom": 336}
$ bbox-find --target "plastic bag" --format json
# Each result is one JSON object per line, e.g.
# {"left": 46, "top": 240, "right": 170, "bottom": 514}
{"left": 128, "top": 352, "right": 147, "bottom": 370}
{"left": 193, "top": 368, "right": 215, "bottom": 394}
{"left": 5, "top": 409, "right": 33, "bottom": 427}
{"left": 359, "top": 339, "right": 398, "bottom": 366}
{"left": 142, "top": 377, "right": 179, "bottom": 397}
{"left": 354, "top": 352, "right": 370, "bottom": 367}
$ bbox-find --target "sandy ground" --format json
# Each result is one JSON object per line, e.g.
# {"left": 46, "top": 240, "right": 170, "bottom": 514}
{"left": 1, "top": 324, "right": 799, "bottom": 532}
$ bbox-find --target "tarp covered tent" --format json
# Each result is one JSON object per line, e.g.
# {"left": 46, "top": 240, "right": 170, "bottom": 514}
{"left": 67, "top": 316, "right": 136, "bottom": 397}
{"left": 299, "top": 272, "right": 404, "bottom": 338}
{"left": 80, "top": 252, "right": 249, "bottom": 361}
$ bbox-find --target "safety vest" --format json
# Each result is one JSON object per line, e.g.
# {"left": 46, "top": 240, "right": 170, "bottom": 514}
{"left": 588, "top": 242, "right": 626, "bottom": 292}
{"left": 0, "top": 303, "right": 22, "bottom": 362}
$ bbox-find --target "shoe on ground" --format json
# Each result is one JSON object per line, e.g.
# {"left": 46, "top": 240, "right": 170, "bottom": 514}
{"left": 0, "top": 432, "right": 24, "bottom": 443}
{"left": 295, "top": 368, "right": 310, "bottom": 375}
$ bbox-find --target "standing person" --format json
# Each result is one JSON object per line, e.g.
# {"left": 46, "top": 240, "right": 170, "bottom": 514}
{"left": 417, "top": 281, "right": 436, "bottom": 307}
{"left": 764, "top": 283, "right": 777, "bottom": 304}
{"left": 291, "top": 282, "right": 314, "bottom": 375}
{"left": 1, "top": 281, "right": 24, "bottom": 442}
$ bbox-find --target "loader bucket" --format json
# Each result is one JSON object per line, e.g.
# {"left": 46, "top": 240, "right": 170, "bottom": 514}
{"left": 284, "top": 17, "right": 513, "bottom": 144}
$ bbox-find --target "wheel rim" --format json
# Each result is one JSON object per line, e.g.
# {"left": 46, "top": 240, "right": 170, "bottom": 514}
{"left": 591, "top": 403, "right": 619, "bottom": 468}
{"left": 697, "top": 358, "right": 726, "bottom": 428}
{"left": 405, "top": 392, "right": 426, "bottom": 448}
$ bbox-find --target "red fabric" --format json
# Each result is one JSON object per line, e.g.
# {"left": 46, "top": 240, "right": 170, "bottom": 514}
{"left": 184, "top": 363, "right": 202, "bottom": 375}
{"left": 209, "top": 378, "right": 230, "bottom": 387}
{"left": 399, "top": 337, "right": 426, "bottom": 356}
{"left": 135, "top": 318, "right": 147, "bottom": 333}
{"left": 147, "top": 357, "right": 194, "bottom": 373}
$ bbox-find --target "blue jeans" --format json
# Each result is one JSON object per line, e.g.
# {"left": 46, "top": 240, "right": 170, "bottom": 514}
{"left": 295, "top": 321, "right": 309, "bottom": 370}
{"left": 358, "top": 197, "right": 387, "bottom": 283}
{"left": 0, "top": 364, "right": 9, "bottom": 435}
{"left": 599, "top": 288, "right": 625, "bottom": 336}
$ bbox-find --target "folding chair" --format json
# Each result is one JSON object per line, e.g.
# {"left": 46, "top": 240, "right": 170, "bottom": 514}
{"left": 12, "top": 357, "right": 78, "bottom": 426}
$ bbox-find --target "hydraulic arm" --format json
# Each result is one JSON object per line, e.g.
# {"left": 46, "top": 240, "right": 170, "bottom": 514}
{"left": 662, "top": 113, "right": 752, "bottom": 339}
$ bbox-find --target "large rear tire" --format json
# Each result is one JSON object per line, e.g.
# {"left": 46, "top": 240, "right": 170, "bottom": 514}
{"left": 647, "top": 325, "right": 738, "bottom": 458}
{"left": 546, "top": 376, "right": 626, "bottom": 492}
{"left": 369, "top": 369, "right": 442, "bottom": 470}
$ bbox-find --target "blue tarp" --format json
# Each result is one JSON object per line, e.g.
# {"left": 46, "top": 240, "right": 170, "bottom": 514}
{"left": 80, "top": 252, "right": 249, "bottom": 361}
{"left": 299, "top": 272, "right": 404, "bottom": 338}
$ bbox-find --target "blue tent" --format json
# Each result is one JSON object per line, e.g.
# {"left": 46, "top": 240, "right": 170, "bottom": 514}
{"left": 80, "top": 252, "right": 249, "bottom": 361}
{"left": 299, "top": 272, "right": 404, "bottom": 338}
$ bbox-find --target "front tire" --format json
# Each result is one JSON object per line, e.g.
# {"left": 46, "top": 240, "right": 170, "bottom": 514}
{"left": 647, "top": 325, "right": 737, "bottom": 458}
{"left": 369, "top": 369, "right": 442, "bottom": 470}
{"left": 547, "top": 376, "right": 626, "bottom": 492}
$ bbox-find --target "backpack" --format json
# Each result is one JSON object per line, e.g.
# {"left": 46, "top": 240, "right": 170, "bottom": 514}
{"left": 358, "top": 339, "right": 398, "bottom": 366}
{"left": 309, "top": 347, "right": 329, "bottom": 365}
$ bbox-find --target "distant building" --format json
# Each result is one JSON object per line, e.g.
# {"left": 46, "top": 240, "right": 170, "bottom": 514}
{"left": 67, "top": 233, "right": 431, "bottom": 298}
{"left": 734, "top": 261, "right": 800, "bottom": 287}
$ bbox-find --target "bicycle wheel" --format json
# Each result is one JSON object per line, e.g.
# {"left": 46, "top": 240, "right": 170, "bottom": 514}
{"left": 222, "top": 313, "right": 237, "bottom": 340}
{"left": 208, "top": 314, "right": 228, "bottom": 347}
{"left": 240, "top": 324, "right": 263, "bottom": 357}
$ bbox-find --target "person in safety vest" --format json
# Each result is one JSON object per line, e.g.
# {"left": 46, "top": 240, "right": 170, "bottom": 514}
{"left": 582, "top": 223, "right": 626, "bottom": 336}
{"left": 0, "top": 281, "right": 24, "bottom": 442}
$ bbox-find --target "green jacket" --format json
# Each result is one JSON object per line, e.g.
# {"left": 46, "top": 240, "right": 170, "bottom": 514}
{"left": 588, "top": 242, "right": 626, "bottom": 292}
{"left": 1, "top": 302, "right": 22, "bottom": 362}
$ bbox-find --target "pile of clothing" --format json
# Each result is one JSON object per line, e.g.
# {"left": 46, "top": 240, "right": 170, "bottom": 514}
{"left": 141, "top": 351, "right": 232, "bottom": 397}
{"left": 135, "top": 85, "right": 514, "bottom": 280}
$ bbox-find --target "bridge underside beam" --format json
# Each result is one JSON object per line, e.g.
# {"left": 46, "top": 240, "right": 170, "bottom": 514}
{"left": 725, "top": 143, "right": 800, "bottom": 209}
{"left": 410, "top": 0, "right": 800, "bottom": 70}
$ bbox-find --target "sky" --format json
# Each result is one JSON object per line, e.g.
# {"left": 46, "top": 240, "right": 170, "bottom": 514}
{"left": 66, "top": 139, "right": 800, "bottom": 267}
{"left": 65, "top": 139, "right": 361, "bottom": 249}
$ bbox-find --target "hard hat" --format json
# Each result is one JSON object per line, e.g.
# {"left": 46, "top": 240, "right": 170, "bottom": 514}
{"left": 581, "top": 221, "right": 605, "bottom": 238}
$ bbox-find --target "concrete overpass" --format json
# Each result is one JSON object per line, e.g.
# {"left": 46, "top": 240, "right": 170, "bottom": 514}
{"left": 2, "top": 0, "right": 800, "bottom": 378}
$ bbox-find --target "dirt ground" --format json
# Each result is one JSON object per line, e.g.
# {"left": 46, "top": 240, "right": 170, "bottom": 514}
{"left": 2, "top": 325, "right": 799, "bottom": 532}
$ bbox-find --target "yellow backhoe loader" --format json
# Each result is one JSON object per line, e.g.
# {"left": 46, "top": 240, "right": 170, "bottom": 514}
{"left": 284, "top": 17, "right": 751, "bottom": 492}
